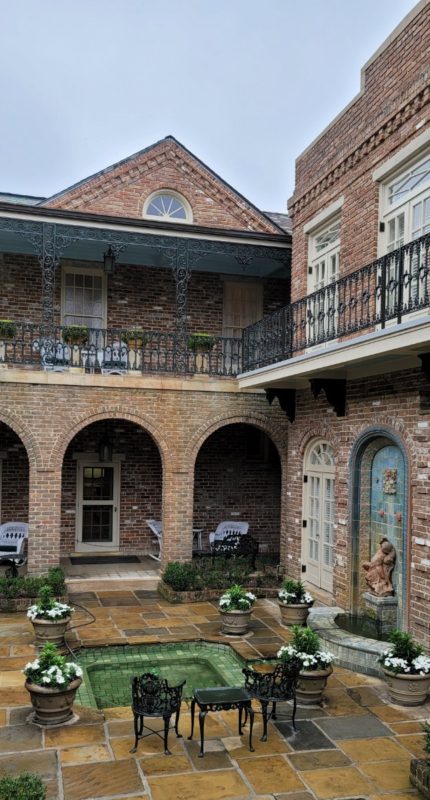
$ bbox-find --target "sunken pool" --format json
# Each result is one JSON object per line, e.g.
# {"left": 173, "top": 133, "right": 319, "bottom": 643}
{"left": 75, "top": 640, "right": 246, "bottom": 709}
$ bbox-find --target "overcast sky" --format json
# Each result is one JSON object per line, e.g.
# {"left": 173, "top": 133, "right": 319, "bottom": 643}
{"left": 0, "top": 0, "right": 418, "bottom": 213}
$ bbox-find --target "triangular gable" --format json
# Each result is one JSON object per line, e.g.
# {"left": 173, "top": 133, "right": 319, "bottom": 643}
{"left": 41, "top": 136, "right": 282, "bottom": 235}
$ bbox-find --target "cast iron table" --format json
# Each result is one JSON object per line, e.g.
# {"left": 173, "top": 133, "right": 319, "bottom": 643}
{"left": 188, "top": 686, "right": 254, "bottom": 757}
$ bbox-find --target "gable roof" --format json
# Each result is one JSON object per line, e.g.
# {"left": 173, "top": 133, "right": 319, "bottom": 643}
{"left": 41, "top": 136, "right": 286, "bottom": 236}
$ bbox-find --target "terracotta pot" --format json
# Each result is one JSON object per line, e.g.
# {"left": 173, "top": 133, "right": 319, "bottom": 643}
{"left": 382, "top": 668, "right": 430, "bottom": 706}
{"left": 31, "top": 616, "right": 71, "bottom": 648}
{"left": 278, "top": 602, "right": 312, "bottom": 627}
{"left": 296, "top": 665, "right": 333, "bottom": 705}
{"left": 25, "top": 677, "right": 81, "bottom": 726}
{"left": 219, "top": 608, "right": 252, "bottom": 635}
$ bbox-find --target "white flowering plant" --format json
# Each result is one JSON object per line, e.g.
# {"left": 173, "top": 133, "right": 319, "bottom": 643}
{"left": 27, "top": 584, "right": 73, "bottom": 622}
{"left": 378, "top": 630, "right": 430, "bottom": 675}
{"left": 219, "top": 584, "right": 256, "bottom": 612}
{"left": 23, "top": 642, "right": 83, "bottom": 688}
{"left": 277, "top": 625, "right": 334, "bottom": 671}
{"left": 278, "top": 578, "right": 313, "bottom": 606}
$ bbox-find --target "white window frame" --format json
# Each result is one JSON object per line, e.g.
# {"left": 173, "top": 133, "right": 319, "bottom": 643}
{"left": 143, "top": 190, "right": 193, "bottom": 223}
{"left": 306, "top": 215, "right": 341, "bottom": 346}
{"left": 61, "top": 266, "right": 107, "bottom": 330}
{"left": 301, "top": 440, "right": 335, "bottom": 593}
{"left": 75, "top": 454, "right": 121, "bottom": 552}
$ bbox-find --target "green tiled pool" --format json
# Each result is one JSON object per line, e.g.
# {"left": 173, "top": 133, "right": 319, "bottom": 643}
{"left": 75, "top": 640, "right": 246, "bottom": 708}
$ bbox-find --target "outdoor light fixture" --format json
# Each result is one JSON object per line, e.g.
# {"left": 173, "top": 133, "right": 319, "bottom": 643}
{"left": 103, "top": 246, "right": 116, "bottom": 275}
{"left": 99, "top": 437, "right": 113, "bottom": 463}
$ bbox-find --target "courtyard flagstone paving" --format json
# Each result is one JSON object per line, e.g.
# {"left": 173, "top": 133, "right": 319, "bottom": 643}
{"left": 0, "top": 587, "right": 428, "bottom": 799}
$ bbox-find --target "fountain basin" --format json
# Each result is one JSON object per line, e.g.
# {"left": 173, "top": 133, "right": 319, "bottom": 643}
{"left": 308, "top": 607, "right": 389, "bottom": 676}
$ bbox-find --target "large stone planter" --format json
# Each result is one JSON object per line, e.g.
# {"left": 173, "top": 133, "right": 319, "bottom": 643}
{"left": 410, "top": 758, "right": 430, "bottom": 799}
{"left": 25, "top": 677, "right": 81, "bottom": 726}
{"left": 31, "top": 616, "right": 71, "bottom": 648}
{"left": 382, "top": 668, "right": 430, "bottom": 706}
{"left": 219, "top": 608, "right": 252, "bottom": 635}
{"left": 278, "top": 602, "right": 312, "bottom": 627}
{"left": 296, "top": 665, "right": 333, "bottom": 705}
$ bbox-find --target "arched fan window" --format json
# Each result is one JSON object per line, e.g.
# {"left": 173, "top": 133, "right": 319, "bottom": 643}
{"left": 143, "top": 191, "right": 192, "bottom": 222}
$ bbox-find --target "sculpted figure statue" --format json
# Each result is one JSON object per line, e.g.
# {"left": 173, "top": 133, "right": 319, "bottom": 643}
{"left": 362, "top": 537, "right": 396, "bottom": 596}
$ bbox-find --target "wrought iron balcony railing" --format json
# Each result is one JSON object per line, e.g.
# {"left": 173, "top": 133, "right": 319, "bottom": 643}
{"left": 0, "top": 325, "right": 242, "bottom": 378}
{"left": 242, "top": 232, "right": 430, "bottom": 372}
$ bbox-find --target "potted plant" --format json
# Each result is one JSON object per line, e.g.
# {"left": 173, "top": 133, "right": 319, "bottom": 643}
{"left": 277, "top": 578, "right": 314, "bottom": 626}
{"left": 27, "top": 585, "right": 74, "bottom": 648}
{"left": 23, "top": 642, "right": 83, "bottom": 726}
{"left": 278, "top": 625, "right": 333, "bottom": 705}
{"left": 0, "top": 319, "right": 16, "bottom": 339}
{"left": 187, "top": 332, "right": 217, "bottom": 353}
{"left": 378, "top": 630, "right": 430, "bottom": 706}
{"left": 61, "top": 324, "right": 89, "bottom": 345}
{"left": 410, "top": 721, "right": 430, "bottom": 799}
{"left": 218, "top": 584, "right": 256, "bottom": 635}
{"left": 0, "top": 772, "right": 46, "bottom": 800}
{"left": 121, "top": 328, "right": 148, "bottom": 348}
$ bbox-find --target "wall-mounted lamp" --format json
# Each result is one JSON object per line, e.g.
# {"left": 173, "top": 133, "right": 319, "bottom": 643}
{"left": 99, "top": 437, "right": 113, "bottom": 463}
{"left": 103, "top": 246, "right": 116, "bottom": 275}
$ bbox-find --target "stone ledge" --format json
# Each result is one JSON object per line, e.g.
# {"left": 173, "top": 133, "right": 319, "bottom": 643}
{"left": 157, "top": 581, "right": 279, "bottom": 604}
{"left": 308, "top": 606, "right": 388, "bottom": 676}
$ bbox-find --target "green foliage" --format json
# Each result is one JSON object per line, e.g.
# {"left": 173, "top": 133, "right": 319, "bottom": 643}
{"left": 0, "top": 772, "right": 46, "bottom": 800}
{"left": 62, "top": 324, "right": 88, "bottom": 343}
{"left": 388, "top": 630, "right": 423, "bottom": 661}
{"left": 290, "top": 625, "right": 321, "bottom": 655}
{"left": 422, "top": 721, "right": 430, "bottom": 760}
{"left": 37, "top": 584, "right": 54, "bottom": 609}
{"left": 0, "top": 567, "right": 66, "bottom": 599}
{"left": 0, "top": 319, "right": 16, "bottom": 338}
{"left": 121, "top": 328, "right": 148, "bottom": 344}
{"left": 187, "top": 333, "right": 217, "bottom": 352}
{"left": 281, "top": 579, "right": 306, "bottom": 598}
{"left": 162, "top": 558, "right": 253, "bottom": 592}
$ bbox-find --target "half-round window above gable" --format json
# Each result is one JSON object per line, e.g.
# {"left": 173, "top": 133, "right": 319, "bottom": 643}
{"left": 143, "top": 191, "right": 192, "bottom": 222}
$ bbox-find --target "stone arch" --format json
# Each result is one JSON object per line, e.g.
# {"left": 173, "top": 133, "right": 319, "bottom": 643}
{"left": 187, "top": 412, "right": 287, "bottom": 470}
{"left": 0, "top": 409, "right": 41, "bottom": 469}
{"left": 349, "top": 425, "right": 410, "bottom": 628}
{"left": 50, "top": 408, "right": 170, "bottom": 471}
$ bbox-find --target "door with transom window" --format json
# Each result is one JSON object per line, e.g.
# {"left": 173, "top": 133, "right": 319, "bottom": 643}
{"left": 76, "top": 460, "right": 120, "bottom": 552}
{"left": 302, "top": 441, "right": 335, "bottom": 592}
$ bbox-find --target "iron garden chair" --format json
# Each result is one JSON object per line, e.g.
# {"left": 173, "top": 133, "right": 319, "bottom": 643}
{"left": 242, "top": 659, "right": 302, "bottom": 741}
{"left": 130, "top": 672, "right": 186, "bottom": 755}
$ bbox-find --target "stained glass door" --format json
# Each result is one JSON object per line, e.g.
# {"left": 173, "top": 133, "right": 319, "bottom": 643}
{"left": 76, "top": 462, "right": 119, "bottom": 551}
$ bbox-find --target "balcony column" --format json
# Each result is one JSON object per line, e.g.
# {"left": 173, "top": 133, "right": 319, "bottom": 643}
{"left": 161, "top": 468, "right": 194, "bottom": 564}
{"left": 38, "top": 223, "right": 59, "bottom": 326}
{"left": 172, "top": 239, "right": 191, "bottom": 371}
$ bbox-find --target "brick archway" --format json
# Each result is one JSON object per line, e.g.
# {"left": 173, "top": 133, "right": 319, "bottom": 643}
{"left": 0, "top": 410, "right": 41, "bottom": 470}
{"left": 186, "top": 412, "right": 287, "bottom": 469}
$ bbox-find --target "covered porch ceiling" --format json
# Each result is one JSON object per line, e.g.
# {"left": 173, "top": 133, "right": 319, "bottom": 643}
{"left": 0, "top": 204, "right": 291, "bottom": 279}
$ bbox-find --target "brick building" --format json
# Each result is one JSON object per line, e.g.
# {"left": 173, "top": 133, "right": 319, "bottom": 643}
{"left": 0, "top": 136, "right": 291, "bottom": 572}
{"left": 240, "top": 0, "right": 430, "bottom": 643}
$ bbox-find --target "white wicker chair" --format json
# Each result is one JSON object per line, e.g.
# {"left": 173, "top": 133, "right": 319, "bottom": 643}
{"left": 209, "top": 521, "right": 249, "bottom": 549}
{"left": 0, "top": 522, "right": 29, "bottom": 576}
{"left": 146, "top": 519, "right": 162, "bottom": 561}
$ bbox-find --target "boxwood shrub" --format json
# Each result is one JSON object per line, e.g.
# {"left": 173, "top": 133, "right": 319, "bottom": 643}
{"left": 0, "top": 567, "right": 66, "bottom": 599}
{"left": 0, "top": 772, "right": 46, "bottom": 800}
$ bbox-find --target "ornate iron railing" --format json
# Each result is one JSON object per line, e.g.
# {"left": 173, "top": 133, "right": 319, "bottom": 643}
{"left": 0, "top": 324, "right": 242, "bottom": 377}
{"left": 242, "top": 232, "right": 430, "bottom": 371}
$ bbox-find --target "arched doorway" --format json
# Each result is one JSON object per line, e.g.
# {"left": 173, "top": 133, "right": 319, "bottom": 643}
{"left": 352, "top": 433, "right": 407, "bottom": 626}
{"left": 193, "top": 423, "right": 281, "bottom": 555}
{"left": 0, "top": 422, "right": 29, "bottom": 528}
{"left": 61, "top": 420, "right": 162, "bottom": 556}
{"left": 302, "top": 440, "right": 335, "bottom": 593}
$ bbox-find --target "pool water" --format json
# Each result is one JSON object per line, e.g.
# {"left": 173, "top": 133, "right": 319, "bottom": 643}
{"left": 75, "top": 640, "right": 246, "bottom": 708}
{"left": 335, "top": 612, "right": 387, "bottom": 641}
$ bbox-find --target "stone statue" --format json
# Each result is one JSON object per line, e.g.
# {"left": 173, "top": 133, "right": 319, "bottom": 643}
{"left": 362, "top": 537, "right": 396, "bottom": 596}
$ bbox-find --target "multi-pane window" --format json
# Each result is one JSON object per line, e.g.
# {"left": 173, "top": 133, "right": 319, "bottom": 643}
{"left": 63, "top": 270, "right": 106, "bottom": 329}
{"left": 382, "top": 152, "right": 430, "bottom": 314}
{"left": 144, "top": 191, "right": 192, "bottom": 222}
{"left": 307, "top": 218, "right": 341, "bottom": 343}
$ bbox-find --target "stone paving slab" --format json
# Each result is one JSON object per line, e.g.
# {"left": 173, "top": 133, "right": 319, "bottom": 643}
{"left": 275, "top": 719, "right": 336, "bottom": 750}
{"left": 62, "top": 758, "right": 143, "bottom": 800}
{"left": 316, "top": 713, "right": 393, "bottom": 740}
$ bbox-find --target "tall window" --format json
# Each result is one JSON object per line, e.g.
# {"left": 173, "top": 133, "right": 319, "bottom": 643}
{"left": 307, "top": 217, "right": 341, "bottom": 344}
{"left": 381, "top": 152, "right": 430, "bottom": 313}
{"left": 62, "top": 269, "right": 106, "bottom": 329}
{"left": 143, "top": 191, "right": 192, "bottom": 222}
{"left": 303, "top": 440, "right": 335, "bottom": 593}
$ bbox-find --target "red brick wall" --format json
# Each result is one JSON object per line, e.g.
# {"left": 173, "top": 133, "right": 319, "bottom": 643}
{"left": 43, "top": 138, "right": 280, "bottom": 235}
{"left": 61, "top": 420, "right": 162, "bottom": 554}
{"left": 0, "top": 254, "right": 289, "bottom": 335}
{"left": 283, "top": 367, "right": 430, "bottom": 644}
{"left": 0, "top": 423, "right": 29, "bottom": 523}
{"left": 288, "top": 4, "right": 430, "bottom": 300}
{"left": 193, "top": 424, "right": 281, "bottom": 552}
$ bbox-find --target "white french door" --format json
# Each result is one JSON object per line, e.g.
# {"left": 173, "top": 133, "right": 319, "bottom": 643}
{"left": 303, "top": 441, "right": 335, "bottom": 593}
{"left": 76, "top": 460, "right": 120, "bottom": 552}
